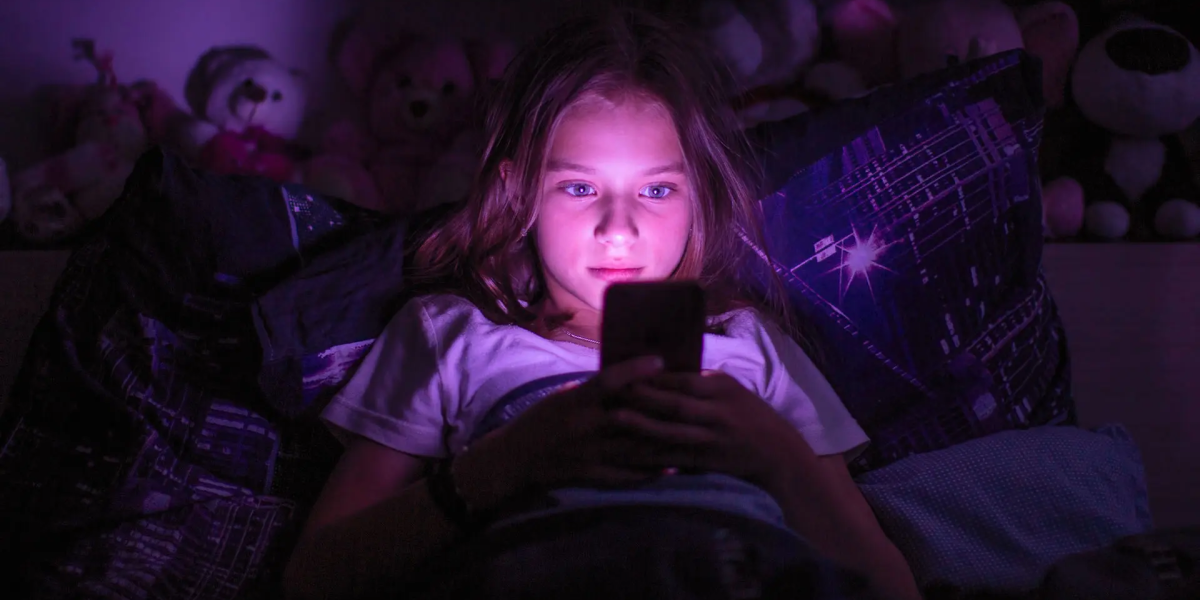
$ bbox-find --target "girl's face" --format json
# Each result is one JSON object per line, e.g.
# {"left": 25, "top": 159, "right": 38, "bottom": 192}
{"left": 533, "top": 96, "right": 693, "bottom": 316}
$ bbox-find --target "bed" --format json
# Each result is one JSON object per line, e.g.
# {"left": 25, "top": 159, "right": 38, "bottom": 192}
{"left": 0, "top": 50, "right": 1195, "bottom": 598}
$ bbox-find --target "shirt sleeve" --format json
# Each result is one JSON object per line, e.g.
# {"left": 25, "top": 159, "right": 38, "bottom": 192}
{"left": 757, "top": 317, "right": 870, "bottom": 460}
{"left": 320, "top": 297, "right": 449, "bottom": 458}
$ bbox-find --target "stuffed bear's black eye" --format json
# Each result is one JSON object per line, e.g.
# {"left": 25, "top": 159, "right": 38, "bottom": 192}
{"left": 396, "top": 75, "right": 412, "bottom": 89}
{"left": 271, "top": 91, "right": 283, "bottom": 102}
{"left": 442, "top": 82, "right": 457, "bottom": 95}
{"left": 242, "top": 78, "right": 256, "bottom": 88}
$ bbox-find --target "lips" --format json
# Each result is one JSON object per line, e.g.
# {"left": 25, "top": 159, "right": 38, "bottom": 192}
{"left": 588, "top": 267, "right": 644, "bottom": 282}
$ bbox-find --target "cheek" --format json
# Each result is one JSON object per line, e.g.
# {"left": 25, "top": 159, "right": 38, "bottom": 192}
{"left": 660, "top": 202, "right": 693, "bottom": 254}
{"left": 534, "top": 206, "right": 586, "bottom": 258}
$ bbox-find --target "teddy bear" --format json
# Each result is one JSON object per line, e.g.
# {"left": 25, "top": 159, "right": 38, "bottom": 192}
{"left": 6, "top": 40, "right": 151, "bottom": 243}
{"left": 826, "top": 0, "right": 1086, "bottom": 237}
{"left": 698, "top": 0, "right": 861, "bottom": 127}
{"left": 176, "top": 45, "right": 309, "bottom": 182}
{"left": 1061, "top": 14, "right": 1200, "bottom": 240}
{"left": 308, "top": 18, "right": 513, "bottom": 215}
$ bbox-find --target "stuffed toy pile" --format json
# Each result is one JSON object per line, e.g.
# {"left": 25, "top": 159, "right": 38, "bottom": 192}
{"left": 698, "top": 0, "right": 1084, "bottom": 238}
{"left": 12, "top": 2, "right": 1195, "bottom": 244}
{"left": 0, "top": 40, "right": 312, "bottom": 245}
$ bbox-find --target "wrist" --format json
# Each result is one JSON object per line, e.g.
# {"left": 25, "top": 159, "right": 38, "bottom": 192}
{"left": 452, "top": 441, "right": 526, "bottom": 513}
{"left": 756, "top": 429, "right": 812, "bottom": 497}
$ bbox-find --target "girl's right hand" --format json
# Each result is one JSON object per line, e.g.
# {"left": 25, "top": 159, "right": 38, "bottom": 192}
{"left": 454, "top": 355, "right": 669, "bottom": 508}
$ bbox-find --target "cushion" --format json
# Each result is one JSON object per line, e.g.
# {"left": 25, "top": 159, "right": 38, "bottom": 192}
{"left": 0, "top": 148, "right": 405, "bottom": 598}
{"left": 855, "top": 424, "right": 1154, "bottom": 592}
{"left": 742, "top": 50, "right": 1075, "bottom": 473}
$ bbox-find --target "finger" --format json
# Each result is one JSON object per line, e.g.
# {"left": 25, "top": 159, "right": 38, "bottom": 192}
{"left": 602, "top": 437, "right": 718, "bottom": 475}
{"left": 649, "top": 371, "right": 737, "bottom": 398}
{"left": 625, "top": 384, "right": 724, "bottom": 426}
{"left": 595, "top": 356, "right": 665, "bottom": 393}
{"left": 609, "top": 408, "right": 718, "bottom": 447}
{"left": 572, "top": 465, "right": 662, "bottom": 489}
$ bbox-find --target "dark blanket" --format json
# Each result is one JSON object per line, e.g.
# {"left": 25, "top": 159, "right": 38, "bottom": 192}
{"left": 406, "top": 505, "right": 877, "bottom": 600}
{"left": 0, "top": 149, "right": 406, "bottom": 599}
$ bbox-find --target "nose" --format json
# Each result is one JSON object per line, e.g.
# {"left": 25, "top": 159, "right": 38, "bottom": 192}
{"left": 1106, "top": 28, "right": 1191, "bottom": 75}
{"left": 410, "top": 100, "right": 430, "bottom": 118}
{"left": 595, "top": 194, "right": 638, "bottom": 248}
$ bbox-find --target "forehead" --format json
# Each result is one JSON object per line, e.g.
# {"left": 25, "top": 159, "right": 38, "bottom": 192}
{"left": 547, "top": 95, "right": 683, "bottom": 164}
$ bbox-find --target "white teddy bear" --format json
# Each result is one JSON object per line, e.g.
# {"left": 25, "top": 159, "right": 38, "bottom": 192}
{"left": 170, "top": 46, "right": 308, "bottom": 181}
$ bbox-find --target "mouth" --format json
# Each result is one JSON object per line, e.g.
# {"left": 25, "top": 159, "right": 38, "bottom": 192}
{"left": 588, "top": 267, "right": 644, "bottom": 282}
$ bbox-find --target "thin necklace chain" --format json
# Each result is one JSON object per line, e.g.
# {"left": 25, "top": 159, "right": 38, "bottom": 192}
{"left": 561, "top": 329, "right": 600, "bottom": 346}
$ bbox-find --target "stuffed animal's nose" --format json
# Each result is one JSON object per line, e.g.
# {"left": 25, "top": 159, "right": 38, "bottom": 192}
{"left": 1105, "top": 28, "right": 1191, "bottom": 75}
{"left": 410, "top": 100, "right": 430, "bottom": 118}
{"left": 243, "top": 82, "right": 268, "bottom": 103}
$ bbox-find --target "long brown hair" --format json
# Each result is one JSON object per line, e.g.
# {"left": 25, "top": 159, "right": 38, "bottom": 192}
{"left": 410, "top": 7, "right": 793, "bottom": 334}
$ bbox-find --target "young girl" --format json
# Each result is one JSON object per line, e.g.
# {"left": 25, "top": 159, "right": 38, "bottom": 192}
{"left": 285, "top": 8, "right": 919, "bottom": 600}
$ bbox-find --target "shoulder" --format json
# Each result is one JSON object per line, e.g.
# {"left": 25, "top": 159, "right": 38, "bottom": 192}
{"left": 713, "top": 307, "right": 786, "bottom": 347}
{"left": 405, "top": 293, "right": 482, "bottom": 324}
{"left": 712, "top": 307, "right": 823, "bottom": 386}
{"left": 399, "top": 293, "right": 534, "bottom": 353}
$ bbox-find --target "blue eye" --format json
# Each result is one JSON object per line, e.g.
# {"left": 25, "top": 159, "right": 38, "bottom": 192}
{"left": 562, "top": 183, "right": 595, "bottom": 197}
{"left": 641, "top": 185, "right": 673, "bottom": 199}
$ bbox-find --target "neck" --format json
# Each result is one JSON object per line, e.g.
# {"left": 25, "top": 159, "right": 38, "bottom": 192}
{"left": 537, "top": 296, "right": 602, "bottom": 342}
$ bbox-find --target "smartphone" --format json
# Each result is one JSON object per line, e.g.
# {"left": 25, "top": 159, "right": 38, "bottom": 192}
{"left": 600, "top": 281, "right": 706, "bottom": 373}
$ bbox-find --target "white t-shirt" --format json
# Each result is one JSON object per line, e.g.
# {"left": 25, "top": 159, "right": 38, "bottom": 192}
{"left": 323, "top": 293, "right": 867, "bottom": 459}
{"left": 322, "top": 293, "right": 869, "bottom": 527}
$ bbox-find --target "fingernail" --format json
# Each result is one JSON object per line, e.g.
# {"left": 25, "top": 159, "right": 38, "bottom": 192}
{"left": 701, "top": 369, "right": 719, "bottom": 377}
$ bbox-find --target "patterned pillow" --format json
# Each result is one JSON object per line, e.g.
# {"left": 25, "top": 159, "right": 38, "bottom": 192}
{"left": 743, "top": 51, "right": 1075, "bottom": 473}
{"left": 0, "top": 148, "right": 404, "bottom": 599}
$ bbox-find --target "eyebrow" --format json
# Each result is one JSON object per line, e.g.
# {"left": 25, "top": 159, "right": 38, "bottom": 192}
{"left": 545, "top": 160, "right": 686, "bottom": 177}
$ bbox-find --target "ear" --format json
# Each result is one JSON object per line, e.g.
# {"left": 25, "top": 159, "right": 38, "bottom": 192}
{"left": 498, "top": 159, "right": 513, "bottom": 186}
{"left": 331, "top": 29, "right": 379, "bottom": 96}
{"left": 1015, "top": 1, "right": 1080, "bottom": 109}
{"left": 826, "top": 0, "right": 900, "bottom": 86}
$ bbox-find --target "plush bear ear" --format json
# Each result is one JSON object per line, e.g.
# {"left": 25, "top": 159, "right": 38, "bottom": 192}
{"left": 751, "top": 0, "right": 821, "bottom": 83}
{"left": 826, "top": 0, "right": 900, "bottom": 86}
{"left": 698, "top": 0, "right": 764, "bottom": 83}
{"left": 464, "top": 38, "right": 516, "bottom": 87}
{"left": 1015, "top": 1, "right": 1079, "bottom": 109}
{"left": 329, "top": 19, "right": 382, "bottom": 97}
{"left": 184, "top": 45, "right": 272, "bottom": 119}
{"left": 328, "top": 18, "right": 417, "bottom": 97}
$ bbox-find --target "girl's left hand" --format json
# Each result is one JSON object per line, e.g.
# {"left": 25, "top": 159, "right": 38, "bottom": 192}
{"left": 613, "top": 370, "right": 817, "bottom": 488}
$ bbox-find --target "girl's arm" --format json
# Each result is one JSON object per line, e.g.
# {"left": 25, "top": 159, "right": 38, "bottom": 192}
{"left": 763, "top": 446, "right": 921, "bottom": 600}
{"left": 282, "top": 439, "right": 447, "bottom": 600}
{"left": 282, "top": 437, "right": 516, "bottom": 600}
